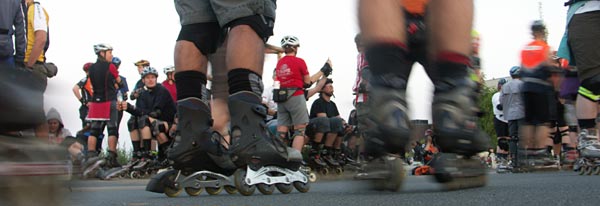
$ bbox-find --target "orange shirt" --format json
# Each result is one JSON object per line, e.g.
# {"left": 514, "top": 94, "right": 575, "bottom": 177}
{"left": 521, "top": 40, "right": 550, "bottom": 69}
{"left": 403, "top": 0, "right": 429, "bottom": 15}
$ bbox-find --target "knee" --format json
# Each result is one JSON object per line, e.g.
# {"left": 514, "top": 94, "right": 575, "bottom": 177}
{"left": 312, "top": 117, "right": 331, "bottom": 133}
{"left": 329, "top": 117, "right": 344, "bottom": 134}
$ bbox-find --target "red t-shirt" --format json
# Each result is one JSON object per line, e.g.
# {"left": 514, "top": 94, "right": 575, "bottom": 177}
{"left": 276, "top": 56, "right": 309, "bottom": 96}
{"left": 161, "top": 80, "right": 177, "bottom": 103}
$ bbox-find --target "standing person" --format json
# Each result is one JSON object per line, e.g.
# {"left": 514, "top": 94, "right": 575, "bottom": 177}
{"left": 559, "top": 0, "right": 600, "bottom": 172}
{"left": 150, "top": 0, "right": 311, "bottom": 196}
{"left": 0, "top": 0, "right": 25, "bottom": 67}
{"left": 557, "top": 62, "right": 579, "bottom": 168}
{"left": 500, "top": 66, "right": 525, "bottom": 170}
{"left": 112, "top": 56, "right": 129, "bottom": 128}
{"left": 83, "top": 43, "right": 123, "bottom": 173}
{"left": 72, "top": 62, "right": 94, "bottom": 128}
{"left": 519, "top": 20, "right": 559, "bottom": 170}
{"left": 355, "top": 0, "right": 489, "bottom": 191}
{"left": 274, "top": 35, "right": 330, "bottom": 152}
{"left": 23, "top": 0, "right": 50, "bottom": 139}
{"left": 492, "top": 78, "right": 510, "bottom": 171}
{"left": 130, "top": 59, "right": 150, "bottom": 100}
{"left": 162, "top": 65, "right": 177, "bottom": 103}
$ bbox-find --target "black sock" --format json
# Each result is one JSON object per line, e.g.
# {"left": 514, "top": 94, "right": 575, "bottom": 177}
{"left": 578, "top": 119, "right": 596, "bottom": 130}
{"left": 175, "top": 71, "right": 208, "bottom": 100}
{"left": 143, "top": 139, "right": 151, "bottom": 155}
{"left": 132, "top": 140, "right": 141, "bottom": 154}
{"left": 227, "top": 68, "right": 263, "bottom": 96}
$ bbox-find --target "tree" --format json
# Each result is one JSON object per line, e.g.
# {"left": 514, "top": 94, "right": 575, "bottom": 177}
{"left": 478, "top": 85, "right": 497, "bottom": 150}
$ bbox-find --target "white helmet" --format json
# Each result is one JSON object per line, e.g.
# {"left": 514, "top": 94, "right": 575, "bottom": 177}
{"left": 163, "top": 65, "right": 175, "bottom": 74}
{"left": 141, "top": 66, "right": 159, "bottom": 78}
{"left": 94, "top": 43, "right": 113, "bottom": 54}
{"left": 280, "top": 35, "right": 300, "bottom": 47}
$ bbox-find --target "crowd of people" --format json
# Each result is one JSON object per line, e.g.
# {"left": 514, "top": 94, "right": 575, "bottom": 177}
{"left": 2, "top": 0, "right": 600, "bottom": 202}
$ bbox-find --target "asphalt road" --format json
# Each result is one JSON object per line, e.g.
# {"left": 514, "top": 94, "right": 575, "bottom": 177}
{"left": 64, "top": 171, "right": 600, "bottom": 206}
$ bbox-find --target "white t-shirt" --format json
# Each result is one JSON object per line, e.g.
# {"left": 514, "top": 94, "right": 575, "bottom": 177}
{"left": 492, "top": 92, "right": 507, "bottom": 123}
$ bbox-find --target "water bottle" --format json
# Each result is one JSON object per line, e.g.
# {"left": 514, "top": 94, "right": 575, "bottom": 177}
{"left": 117, "top": 90, "right": 123, "bottom": 102}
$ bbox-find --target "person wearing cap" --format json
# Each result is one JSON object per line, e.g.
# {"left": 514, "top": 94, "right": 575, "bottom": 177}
{"left": 500, "top": 66, "right": 524, "bottom": 170}
{"left": 492, "top": 78, "right": 509, "bottom": 169}
{"left": 131, "top": 59, "right": 150, "bottom": 100}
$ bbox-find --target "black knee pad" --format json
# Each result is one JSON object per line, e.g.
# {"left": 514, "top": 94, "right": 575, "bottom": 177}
{"left": 226, "top": 14, "right": 274, "bottom": 42}
{"left": 311, "top": 117, "right": 331, "bottom": 133}
{"left": 177, "top": 22, "right": 222, "bottom": 56}
{"left": 137, "top": 115, "right": 151, "bottom": 129}
{"left": 90, "top": 121, "right": 104, "bottom": 137}
{"left": 569, "top": 126, "right": 578, "bottom": 132}
{"left": 107, "top": 121, "right": 119, "bottom": 137}
{"left": 497, "top": 138, "right": 509, "bottom": 151}
{"left": 579, "top": 76, "right": 600, "bottom": 101}
{"left": 127, "top": 117, "right": 137, "bottom": 132}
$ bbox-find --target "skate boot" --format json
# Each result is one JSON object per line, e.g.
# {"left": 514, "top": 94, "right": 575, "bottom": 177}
{"left": 527, "top": 149, "right": 559, "bottom": 172}
{"left": 147, "top": 97, "right": 238, "bottom": 197}
{"left": 308, "top": 149, "right": 329, "bottom": 176}
{"left": 228, "top": 92, "right": 309, "bottom": 195}
{"left": 81, "top": 151, "right": 105, "bottom": 179}
{"left": 495, "top": 157, "right": 511, "bottom": 174}
{"left": 431, "top": 73, "right": 489, "bottom": 190}
{"left": 561, "top": 149, "right": 578, "bottom": 170}
{"left": 578, "top": 129, "right": 600, "bottom": 158}
{"left": 322, "top": 151, "right": 343, "bottom": 175}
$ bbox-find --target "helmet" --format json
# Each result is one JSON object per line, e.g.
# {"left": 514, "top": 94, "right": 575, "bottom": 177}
{"left": 531, "top": 20, "right": 546, "bottom": 32}
{"left": 134, "top": 59, "right": 150, "bottom": 67}
{"left": 93, "top": 43, "right": 113, "bottom": 54}
{"left": 280, "top": 35, "right": 300, "bottom": 47}
{"left": 509, "top": 66, "right": 521, "bottom": 77}
{"left": 141, "top": 66, "right": 159, "bottom": 78}
{"left": 111, "top": 57, "right": 121, "bottom": 67}
{"left": 82, "top": 62, "right": 93, "bottom": 72}
{"left": 498, "top": 78, "right": 507, "bottom": 86}
{"left": 163, "top": 65, "right": 175, "bottom": 74}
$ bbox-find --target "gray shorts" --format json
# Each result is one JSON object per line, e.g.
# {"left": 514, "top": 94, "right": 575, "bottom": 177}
{"left": 277, "top": 95, "right": 309, "bottom": 126}
{"left": 175, "top": 0, "right": 277, "bottom": 26}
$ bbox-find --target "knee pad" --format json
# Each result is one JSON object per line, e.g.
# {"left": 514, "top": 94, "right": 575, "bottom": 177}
{"left": 90, "top": 121, "right": 104, "bottom": 137}
{"left": 497, "top": 138, "right": 510, "bottom": 151}
{"left": 177, "top": 22, "right": 222, "bottom": 56}
{"left": 151, "top": 119, "right": 168, "bottom": 136}
{"left": 579, "top": 76, "right": 600, "bottom": 101}
{"left": 311, "top": 117, "right": 331, "bottom": 133}
{"left": 329, "top": 117, "right": 344, "bottom": 135}
{"left": 569, "top": 125, "right": 578, "bottom": 132}
{"left": 226, "top": 14, "right": 274, "bottom": 42}
{"left": 137, "top": 115, "right": 151, "bottom": 129}
{"left": 127, "top": 117, "right": 137, "bottom": 132}
{"left": 107, "top": 122, "right": 119, "bottom": 138}
{"left": 292, "top": 128, "right": 306, "bottom": 139}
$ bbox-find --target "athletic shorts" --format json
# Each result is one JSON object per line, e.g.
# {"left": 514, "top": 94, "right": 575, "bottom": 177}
{"left": 175, "top": 0, "right": 276, "bottom": 26}
{"left": 276, "top": 95, "right": 309, "bottom": 127}
{"left": 493, "top": 117, "right": 509, "bottom": 137}
{"left": 523, "top": 91, "right": 557, "bottom": 125}
{"left": 569, "top": 11, "right": 600, "bottom": 81}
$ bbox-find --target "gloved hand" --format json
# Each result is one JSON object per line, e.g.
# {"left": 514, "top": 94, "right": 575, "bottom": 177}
{"left": 320, "top": 60, "right": 333, "bottom": 77}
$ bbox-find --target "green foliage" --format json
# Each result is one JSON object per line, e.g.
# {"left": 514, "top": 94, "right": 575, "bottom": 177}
{"left": 478, "top": 85, "right": 497, "bottom": 150}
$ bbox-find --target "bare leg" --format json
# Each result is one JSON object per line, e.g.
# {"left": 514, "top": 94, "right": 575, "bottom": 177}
{"left": 291, "top": 124, "right": 308, "bottom": 152}
{"left": 226, "top": 25, "right": 264, "bottom": 74}
{"left": 358, "top": 0, "right": 405, "bottom": 43}
{"left": 428, "top": 0, "right": 473, "bottom": 56}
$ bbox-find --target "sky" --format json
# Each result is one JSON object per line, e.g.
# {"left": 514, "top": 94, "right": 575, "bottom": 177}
{"left": 36, "top": 0, "right": 568, "bottom": 151}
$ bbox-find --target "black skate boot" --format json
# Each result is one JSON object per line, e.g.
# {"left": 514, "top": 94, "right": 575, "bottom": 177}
{"left": 228, "top": 91, "right": 309, "bottom": 196}
{"left": 353, "top": 86, "right": 409, "bottom": 192}
{"left": 431, "top": 69, "right": 490, "bottom": 190}
{"left": 148, "top": 97, "right": 237, "bottom": 197}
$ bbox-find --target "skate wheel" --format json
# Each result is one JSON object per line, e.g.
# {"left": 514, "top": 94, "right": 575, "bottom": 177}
{"left": 308, "top": 172, "right": 317, "bottom": 183}
{"left": 205, "top": 177, "right": 223, "bottom": 195}
{"left": 257, "top": 183, "right": 275, "bottom": 195}
{"left": 381, "top": 157, "right": 404, "bottom": 192}
{"left": 164, "top": 172, "right": 182, "bottom": 198}
{"left": 320, "top": 168, "right": 329, "bottom": 176}
{"left": 184, "top": 176, "right": 205, "bottom": 196}
{"left": 584, "top": 165, "right": 594, "bottom": 175}
{"left": 224, "top": 185, "right": 238, "bottom": 194}
{"left": 593, "top": 166, "right": 600, "bottom": 175}
{"left": 293, "top": 181, "right": 310, "bottom": 193}
{"left": 130, "top": 171, "right": 142, "bottom": 179}
{"left": 335, "top": 167, "right": 344, "bottom": 175}
{"left": 578, "top": 166, "right": 587, "bottom": 175}
{"left": 234, "top": 169, "right": 255, "bottom": 196}
{"left": 275, "top": 183, "right": 293, "bottom": 194}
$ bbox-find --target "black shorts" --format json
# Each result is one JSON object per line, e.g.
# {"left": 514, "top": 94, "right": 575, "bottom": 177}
{"left": 493, "top": 117, "right": 509, "bottom": 137}
{"left": 523, "top": 91, "right": 557, "bottom": 125}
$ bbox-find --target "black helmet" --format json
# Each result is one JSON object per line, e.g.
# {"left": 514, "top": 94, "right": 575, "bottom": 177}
{"left": 531, "top": 20, "right": 546, "bottom": 32}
